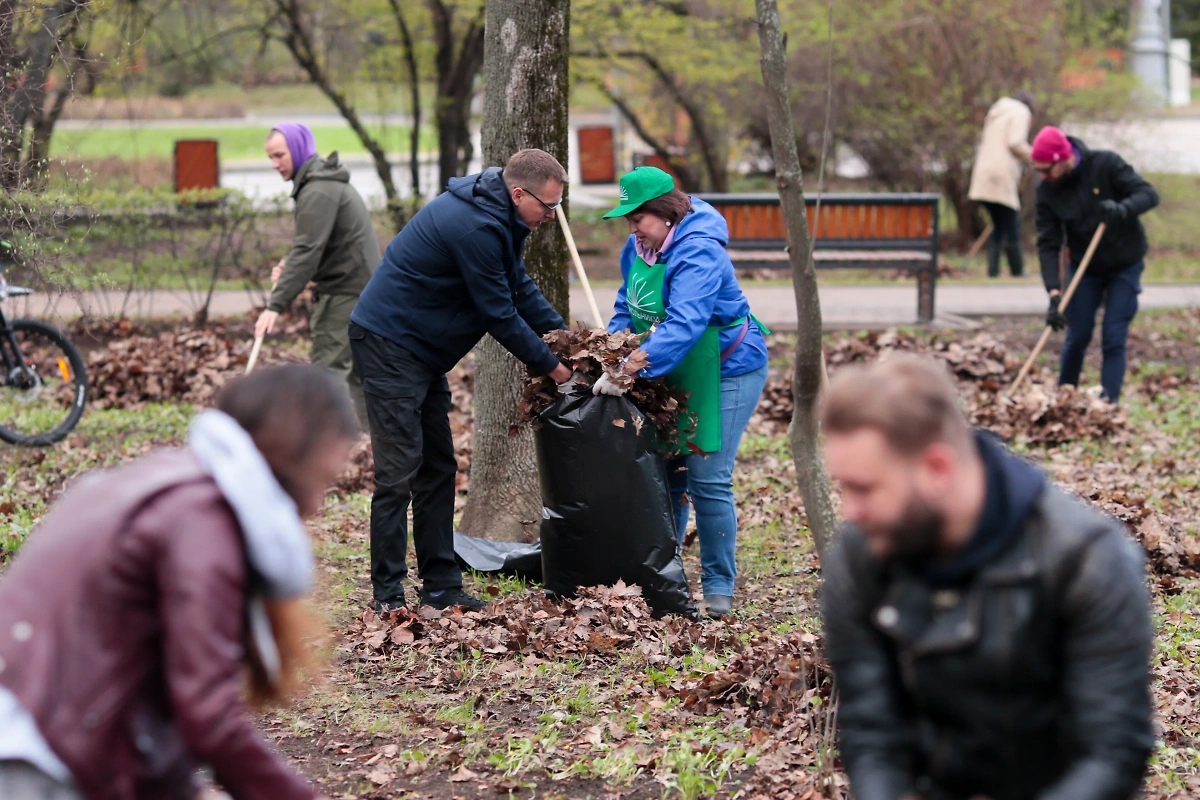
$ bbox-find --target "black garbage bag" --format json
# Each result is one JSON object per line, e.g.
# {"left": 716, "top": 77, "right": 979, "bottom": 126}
{"left": 535, "top": 389, "right": 696, "bottom": 617}
{"left": 453, "top": 531, "right": 542, "bottom": 583}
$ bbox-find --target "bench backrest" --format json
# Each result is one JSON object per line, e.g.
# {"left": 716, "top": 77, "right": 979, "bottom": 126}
{"left": 694, "top": 193, "right": 940, "bottom": 251}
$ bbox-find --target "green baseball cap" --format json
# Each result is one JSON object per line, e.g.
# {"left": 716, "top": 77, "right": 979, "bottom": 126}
{"left": 603, "top": 167, "right": 675, "bottom": 219}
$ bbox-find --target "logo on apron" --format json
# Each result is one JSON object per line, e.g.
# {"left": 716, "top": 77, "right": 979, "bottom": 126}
{"left": 627, "top": 272, "right": 662, "bottom": 325}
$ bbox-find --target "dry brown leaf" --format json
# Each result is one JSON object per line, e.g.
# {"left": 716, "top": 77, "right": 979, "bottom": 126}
{"left": 449, "top": 765, "right": 480, "bottom": 782}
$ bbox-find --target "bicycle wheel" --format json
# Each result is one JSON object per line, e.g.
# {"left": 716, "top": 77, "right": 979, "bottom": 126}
{"left": 0, "top": 319, "right": 88, "bottom": 446}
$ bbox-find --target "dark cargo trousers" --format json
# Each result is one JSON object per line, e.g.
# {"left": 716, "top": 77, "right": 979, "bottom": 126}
{"left": 310, "top": 292, "right": 368, "bottom": 428}
{"left": 348, "top": 322, "right": 461, "bottom": 605}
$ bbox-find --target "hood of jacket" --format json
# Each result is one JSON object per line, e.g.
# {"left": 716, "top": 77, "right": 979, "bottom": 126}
{"left": 187, "top": 409, "right": 313, "bottom": 599}
{"left": 292, "top": 151, "right": 350, "bottom": 198}
{"left": 1057, "top": 135, "right": 1092, "bottom": 187}
{"left": 667, "top": 197, "right": 730, "bottom": 251}
{"left": 448, "top": 166, "right": 527, "bottom": 227}
{"left": 921, "top": 431, "right": 1046, "bottom": 587}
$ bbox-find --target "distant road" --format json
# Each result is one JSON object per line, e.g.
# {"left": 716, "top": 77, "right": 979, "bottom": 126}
{"left": 11, "top": 283, "right": 1200, "bottom": 330}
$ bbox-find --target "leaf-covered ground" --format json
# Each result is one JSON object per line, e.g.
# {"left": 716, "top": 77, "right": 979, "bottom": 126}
{"left": 3, "top": 310, "right": 1200, "bottom": 799}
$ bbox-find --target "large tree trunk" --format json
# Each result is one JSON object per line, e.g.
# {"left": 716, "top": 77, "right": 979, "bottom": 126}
{"left": 754, "top": 0, "right": 839, "bottom": 560}
{"left": 458, "top": 0, "right": 570, "bottom": 543}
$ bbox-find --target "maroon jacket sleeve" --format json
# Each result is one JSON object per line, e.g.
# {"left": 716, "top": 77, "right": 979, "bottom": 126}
{"left": 152, "top": 492, "right": 317, "bottom": 800}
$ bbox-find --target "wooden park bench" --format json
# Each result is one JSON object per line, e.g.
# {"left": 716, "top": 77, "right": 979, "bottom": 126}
{"left": 695, "top": 192, "right": 942, "bottom": 322}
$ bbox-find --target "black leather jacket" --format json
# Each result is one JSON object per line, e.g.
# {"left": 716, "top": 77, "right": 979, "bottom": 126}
{"left": 823, "top": 448, "right": 1154, "bottom": 800}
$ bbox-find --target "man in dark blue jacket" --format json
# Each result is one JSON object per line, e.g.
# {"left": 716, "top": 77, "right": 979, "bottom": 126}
{"left": 350, "top": 148, "right": 573, "bottom": 613}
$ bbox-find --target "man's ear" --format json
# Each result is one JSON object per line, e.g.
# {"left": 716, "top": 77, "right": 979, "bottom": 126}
{"left": 917, "top": 442, "right": 957, "bottom": 491}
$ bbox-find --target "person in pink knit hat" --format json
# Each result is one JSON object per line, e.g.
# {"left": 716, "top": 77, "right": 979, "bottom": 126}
{"left": 1031, "top": 125, "right": 1158, "bottom": 402}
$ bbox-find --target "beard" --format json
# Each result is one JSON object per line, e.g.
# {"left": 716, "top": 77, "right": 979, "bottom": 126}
{"left": 864, "top": 494, "right": 946, "bottom": 565}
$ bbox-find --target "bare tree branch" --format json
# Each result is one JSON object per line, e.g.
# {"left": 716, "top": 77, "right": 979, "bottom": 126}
{"left": 578, "top": 72, "right": 703, "bottom": 192}
{"left": 9, "top": 0, "right": 88, "bottom": 132}
{"left": 574, "top": 46, "right": 726, "bottom": 191}
{"left": 386, "top": 0, "right": 422, "bottom": 199}
{"left": 428, "top": 0, "right": 485, "bottom": 189}
{"left": 619, "top": 49, "right": 727, "bottom": 192}
{"left": 268, "top": 0, "right": 403, "bottom": 226}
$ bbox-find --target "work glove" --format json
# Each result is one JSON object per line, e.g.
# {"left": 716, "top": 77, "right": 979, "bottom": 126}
{"left": 592, "top": 372, "right": 628, "bottom": 397}
{"left": 1099, "top": 199, "right": 1128, "bottom": 225}
{"left": 1046, "top": 295, "right": 1067, "bottom": 331}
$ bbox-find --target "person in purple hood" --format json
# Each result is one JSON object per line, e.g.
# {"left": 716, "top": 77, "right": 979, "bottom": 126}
{"left": 257, "top": 122, "right": 380, "bottom": 425}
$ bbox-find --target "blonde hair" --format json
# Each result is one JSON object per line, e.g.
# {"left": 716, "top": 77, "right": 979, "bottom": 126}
{"left": 503, "top": 148, "right": 568, "bottom": 191}
{"left": 245, "top": 597, "right": 326, "bottom": 708}
{"left": 820, "top": 354, "right": 971, "bottom": 455}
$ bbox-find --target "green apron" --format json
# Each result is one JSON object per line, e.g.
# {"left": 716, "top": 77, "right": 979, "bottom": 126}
{"left": 626, "top": 255, "right": 768, "bottom": 456}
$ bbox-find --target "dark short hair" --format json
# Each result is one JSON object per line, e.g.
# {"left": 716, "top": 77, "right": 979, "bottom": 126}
{"left": 503, "top": 148, "right": 568, "bottom": 192}
{"left": 1014, "top": 89, "right": 1036, "bottom": 111}
{"left": 821, "top": 354, "right": 971, "bottom": 456}
{"left": 636, "top": 188, "right": 692, "bottom": 226}
{"left": 216, "top": 364, "right": 358, "bottom": 501}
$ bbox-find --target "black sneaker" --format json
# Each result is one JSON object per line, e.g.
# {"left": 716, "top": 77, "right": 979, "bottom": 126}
{"left": 373, "top": 595, "right": 408, "bottom": 615}
{"left": 421, "top": 587, "right": 486, "bottom": 611}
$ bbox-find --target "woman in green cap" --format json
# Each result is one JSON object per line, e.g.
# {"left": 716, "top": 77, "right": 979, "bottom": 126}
{"left": 595, "top": 166, "right": 769, "bottom": 618}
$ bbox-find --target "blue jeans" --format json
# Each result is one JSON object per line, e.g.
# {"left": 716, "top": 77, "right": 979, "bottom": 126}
{"left": 667, "top": 363, "right": 769, "bottom": 596}
{"left": 1060, "top": 260, "right": 1143, "bottom": 402}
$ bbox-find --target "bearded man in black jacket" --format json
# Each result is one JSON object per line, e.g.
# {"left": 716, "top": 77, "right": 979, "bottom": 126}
{"left": 1031, "top": 125, "right": 1158, "bottom": 402}
{"left": 821, "top": 355, "right": 1153, "bottom": 800}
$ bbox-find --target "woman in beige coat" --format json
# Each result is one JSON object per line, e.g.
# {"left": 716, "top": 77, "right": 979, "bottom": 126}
{"left": 967, "top": 91, "right": 1034, "bottom": 278}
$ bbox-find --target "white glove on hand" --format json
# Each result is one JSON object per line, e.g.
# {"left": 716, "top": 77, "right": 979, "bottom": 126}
{"left": 592, "top": 372, "right": 628, "bottom": 397}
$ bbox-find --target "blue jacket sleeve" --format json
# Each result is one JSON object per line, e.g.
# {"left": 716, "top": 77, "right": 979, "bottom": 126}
{"left": 638, "top": 238, "right": 721, "bottom": 378}
{"left": 448, "top": 224, "right": 561, "bottom": 376}
{"left": 512, "top": 258, "right": 566, "bottom": 335}
{"left": 607, "top": 237, "right": 635, "bottom": 334}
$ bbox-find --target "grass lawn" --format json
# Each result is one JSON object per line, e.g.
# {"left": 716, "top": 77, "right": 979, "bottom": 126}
{"left": 50, "top": 123, "right": 437, "bottom": 162}
{"left": 4, "top": 311, "right": 1200, "bottom": 797}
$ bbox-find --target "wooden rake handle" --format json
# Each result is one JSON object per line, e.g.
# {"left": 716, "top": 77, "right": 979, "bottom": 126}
{"left": 245, "top": 279, "right": 278, "bottom": 375}
{"left": 1007, "top": 223, "right": 1107, "bottom": 396}
{"left": 557, "top": 209, "right": 604, "bottom": 329}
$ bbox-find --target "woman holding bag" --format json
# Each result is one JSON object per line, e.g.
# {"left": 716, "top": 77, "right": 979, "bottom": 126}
{"left": 596, "top": 167, "right": 769, "bottom": 618}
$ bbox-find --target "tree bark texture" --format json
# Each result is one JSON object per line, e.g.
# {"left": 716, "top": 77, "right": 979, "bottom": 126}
{"left": 458, "top": 0, "right": 570, "bottom": 543}
{"left": 753, "top": 0, "right": 839, "bottom": 560}
{"left": 429, "top": 0, "right": 485, "bottom": 193}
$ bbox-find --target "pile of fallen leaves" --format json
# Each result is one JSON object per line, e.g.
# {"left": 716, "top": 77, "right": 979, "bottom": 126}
{"left": 1077, "top": 486, "right": 1200, "bottom": 585}
{"left": 515, "top": 328, "right": 688, "bottom": 438}
{"left": 332, "top": 369, "right": 474, "bottom": 496}
{"left": 678, "top": 631, "right": 832, "bottom": 729}
{"left": 755, "top": 330, "right": 1126, "bottom": 445}
{"left": 346, "top": 582, "right": 704, "bottom": 662}
{"left": 79, "top": 318, "right": 304, "bottom": 409}
{"left": 86, "top": 328, "right": 247, "bottom": 408}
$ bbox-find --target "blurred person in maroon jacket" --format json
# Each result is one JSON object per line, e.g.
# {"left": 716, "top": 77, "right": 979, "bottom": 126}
{"left": 0, "top": 365, "right": 356, "bottom": 800}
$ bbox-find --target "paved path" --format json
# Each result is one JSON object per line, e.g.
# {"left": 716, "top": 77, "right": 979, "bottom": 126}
{"left": 9, "top": 282, "right": 1200, "bottom": 331}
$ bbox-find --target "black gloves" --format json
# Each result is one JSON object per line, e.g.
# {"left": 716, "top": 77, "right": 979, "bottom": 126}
{"left": 1046, "top": 295, "right": 1067, "bottom": 331}
{"left": 1099, "top": 198, "right": 1128, "bottom": 224}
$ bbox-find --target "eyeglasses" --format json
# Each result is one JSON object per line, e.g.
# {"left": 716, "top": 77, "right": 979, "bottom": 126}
{"left": 520, "top": 187, "right": 562, "bottom": 213}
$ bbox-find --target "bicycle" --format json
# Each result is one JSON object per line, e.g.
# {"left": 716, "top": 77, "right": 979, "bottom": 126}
{"left": 0, "top": 240, "right": 88, "bottom": 446}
